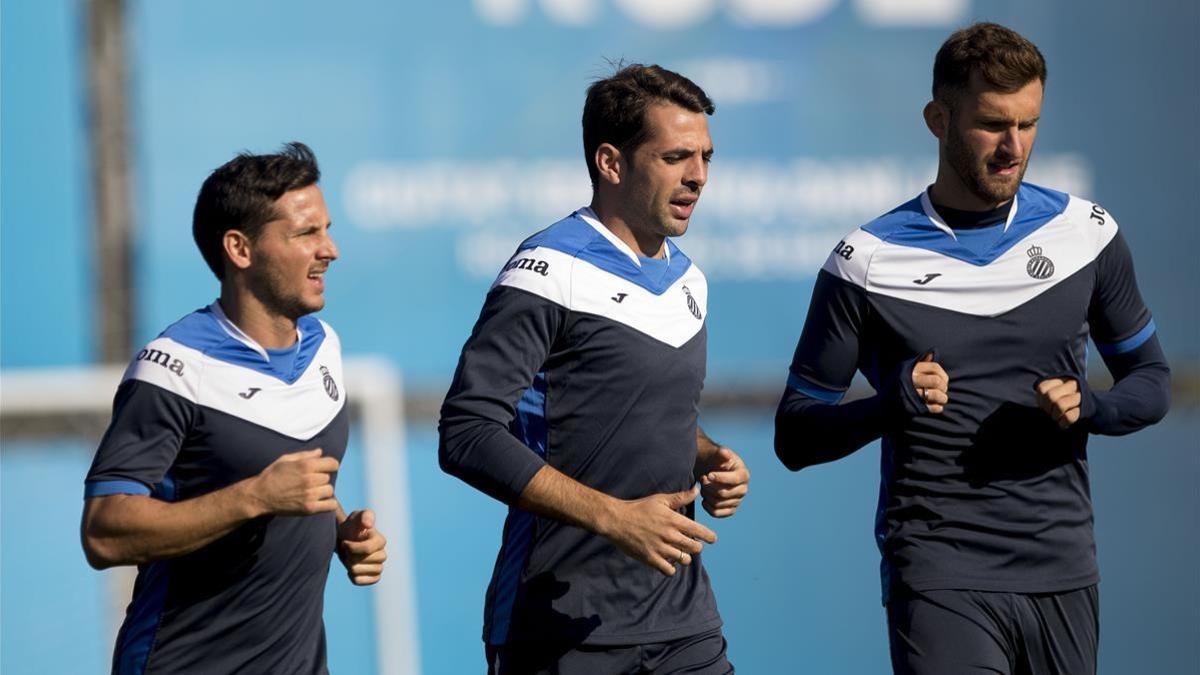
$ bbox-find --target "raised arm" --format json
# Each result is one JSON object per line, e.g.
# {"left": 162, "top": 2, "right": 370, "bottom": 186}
{"left": 1035, "top": 230, "right": 1170, "bottom": 433}
{"left": 83, "top": 448, "right": 339, "bottom": 568}
{"left": 774, "top": 271, "right": 943, "bottom": 471}
{"left": 81, "top": 380, "right": 340, "bottom": 569}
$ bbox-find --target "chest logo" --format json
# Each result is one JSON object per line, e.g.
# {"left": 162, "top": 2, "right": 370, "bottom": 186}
{"left": 238, "top": 387, "right": 261, "bottom": 399}
{"left": 912, "top": 273, "right": 941, "bottom": 286}
{"left": 1026, "top": 245, "right": 1055, "bottom": 280}
{"left": 320, "top": 365, "right": 340, "bottom": 401}
{"left": 682, "top": 285, "right": 702, "bottom": 320}
{"left": 612, "top": 292, "right": 628, "bottom": 303}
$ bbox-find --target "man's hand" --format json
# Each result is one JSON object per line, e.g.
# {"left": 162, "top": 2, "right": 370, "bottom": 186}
{"left": 912, "top": 352, "right": 950, "bottom": 414}
{"left": 246, "top": 449, "right": 340, "bottom": 517}
{"left": 601, "top": 486, "right": 717, "bottom": 577}
{"left": 337, "top": 509, "right": 388, "bottom": 585}
{"left": 697, "top": 447, "right": 750, "bottom": 518}
{"left": 1035, "top": 377, "right": 1082, "bottom": 429}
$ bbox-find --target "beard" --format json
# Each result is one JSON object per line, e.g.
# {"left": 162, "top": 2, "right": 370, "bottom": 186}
{"left": 249, "top": 266, "right": 321, "bottom": 320}
{"left": 944, "top": 122, "right": 1028, "bottom": 207}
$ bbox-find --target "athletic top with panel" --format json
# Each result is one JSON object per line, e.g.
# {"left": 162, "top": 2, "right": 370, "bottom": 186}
{"left": 439, "top": 208, "right": 722, "bottom": 647}
{"left": 84, "top": 302, "right": 348, "bottom": 675}
{"left": 775, "top": 183, "right": 1170, "bottom": 601}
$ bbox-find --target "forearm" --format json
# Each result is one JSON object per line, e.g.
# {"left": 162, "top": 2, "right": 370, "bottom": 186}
{"left": 774, "top": 392, "right": 887, "bottom": 471}
{"left": 82, "top": 478, "right": 263, "bottom": 568}
{"left": 515, "top": 465, "right": 619, "bottom": 538}
{"left": 694, "top": 426, "right": 721, "bottom": 478}
{"left": 439, "top": 418, "right": 547, "bottom": 504}
{"left": 1085, "top": 336, "right": 1171, "bottom": 435}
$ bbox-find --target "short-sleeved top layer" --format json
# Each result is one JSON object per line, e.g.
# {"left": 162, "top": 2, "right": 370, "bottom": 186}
{"left": 788, "top": 184, "right": 1156, "bottom": 600}
{"left": 85, "top": 302, "right": 348, "bottom": 675}
{"left": 439, "top": 208, "right": 721, "bottom": 646}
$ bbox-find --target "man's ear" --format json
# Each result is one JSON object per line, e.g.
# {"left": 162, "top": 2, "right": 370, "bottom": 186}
{"left": 594, "top": 143, "right": 623, "bottom": 187}
{"left": 223, "top": 230, "right": 253, "bottom": 272}
{"left": 923, "top": 99, "right": 949, "bottom": 141}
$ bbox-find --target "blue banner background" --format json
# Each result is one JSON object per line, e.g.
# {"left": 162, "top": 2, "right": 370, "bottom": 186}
{"left": 2, "top": 1, "right": 1197, "bottom": 673}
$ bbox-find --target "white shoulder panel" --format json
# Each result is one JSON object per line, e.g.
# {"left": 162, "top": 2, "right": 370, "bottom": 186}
{"left": 568, "top": 258, "right": 707, "bottom": 348}
{"left": 820, "top": 228, "right": 883, "bottom": 289}
{"left": 193, "top": 336, "right": 347, "bottom": 441}
{"left": 1061, "top": 193, "right": 1120, "bottom": 255}
{"left": 122, "top": 337, "right": 204, "bottom": 403}
{"left": 864, "top": 201, "right": 1115, "bottom": 317}
{"left": 492, "top": 246, "right": 573, "bottom": 308}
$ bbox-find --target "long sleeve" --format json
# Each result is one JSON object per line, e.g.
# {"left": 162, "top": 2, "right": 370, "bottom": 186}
{"left": 775, "top": 270, "right": 924, "bottom": 471}
{"left": 1080, "top": 231, "right": 1171, "bottom": 435}
{"left": 438, "top": 285, "right": 567, "bottom": 504}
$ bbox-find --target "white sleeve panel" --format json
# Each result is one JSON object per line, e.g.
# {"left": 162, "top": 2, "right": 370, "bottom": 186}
{"left": 820, "top": 228, "right": 883, "bottom": 290}
{"left": 492, "top": 246, "right": 574, "bottom": 308}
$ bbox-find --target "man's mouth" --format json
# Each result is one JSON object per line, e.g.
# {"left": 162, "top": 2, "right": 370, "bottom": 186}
{"left": 987, "top": 158, "right": 1021, "bottom": 176}
{"left": 308, "top": 269, "right": 327, "bottom": 290}
{"left": 669, "top": 195, "right": 698, "bottom": 219}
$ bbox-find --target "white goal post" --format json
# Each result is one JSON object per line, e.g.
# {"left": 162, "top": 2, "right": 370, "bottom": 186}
{"left": 0, "top": 357, "right": 421, "bottom": 675}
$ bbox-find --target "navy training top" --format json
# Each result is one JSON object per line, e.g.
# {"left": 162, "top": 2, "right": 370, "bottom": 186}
{"left": 775, "top": 184, "right": 1170, "bottom": 601}
{"left": 439, "top": 208, "right": 722, "bottom": 646}
{"left": 85, "top": 302, "right": 349, "bottom": 674}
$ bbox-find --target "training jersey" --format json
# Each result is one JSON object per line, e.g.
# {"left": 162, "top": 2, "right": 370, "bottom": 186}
{"left": 439, "top": 208, "right": 722, "bottom": 647}
{"left": 84, "top": 302, "right": 348, "bottom": 675}
{"left": 777, "top": 183, "right": 1170, "bottom": 601}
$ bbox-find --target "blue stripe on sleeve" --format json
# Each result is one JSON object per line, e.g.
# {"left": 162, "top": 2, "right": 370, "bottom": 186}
{"left": 1096, "top": 319, "right": 1156, "bottom": 356}
{"left": 787, "top": 372, "right": 846, "bottom": 404}
{"left": 84, "top": 480, "right": 152, "bottom": 498}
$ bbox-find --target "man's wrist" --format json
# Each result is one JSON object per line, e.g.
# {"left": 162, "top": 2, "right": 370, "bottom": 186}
{"left": 234, "top": 477, "right": 266, "bottom": 519}
{"left": 590, "top": 494, "right": 623, "bottom": 540}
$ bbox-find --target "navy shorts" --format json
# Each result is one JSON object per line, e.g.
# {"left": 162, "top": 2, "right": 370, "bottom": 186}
{"left": 887, "top": 585, "right": 1099, "bottom": 675}
{"left": 486, "top": 626, "right": 733, "bottom": 675}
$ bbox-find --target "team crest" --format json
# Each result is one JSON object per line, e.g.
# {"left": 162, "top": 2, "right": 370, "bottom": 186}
{"left": 320, "top": 365, "right": 339, "bottom": 401}
{"left": 1026, "top": 245, "right": 1054, "bottom": 280}
{"left": 682, "top": 285, "right": 702, "bottom": 320}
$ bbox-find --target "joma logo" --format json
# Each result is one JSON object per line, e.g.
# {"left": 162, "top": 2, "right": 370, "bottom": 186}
{"left": 505, "top": 257, "right": 550, "bottom": 276}
{"left": 136, "top": 348, "right": 184, "bottom": 376}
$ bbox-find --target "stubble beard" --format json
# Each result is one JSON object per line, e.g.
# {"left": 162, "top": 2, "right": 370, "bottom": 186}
{"left": 945, "top": 125, "right": 1027, "bottom": 207}
{"left": 251, "top": 267, "right": 320, "bottom": 321}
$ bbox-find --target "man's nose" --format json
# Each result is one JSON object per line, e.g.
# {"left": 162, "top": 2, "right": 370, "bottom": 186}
{"left": 684, "top": 156, "right": 707, "bottom": 190}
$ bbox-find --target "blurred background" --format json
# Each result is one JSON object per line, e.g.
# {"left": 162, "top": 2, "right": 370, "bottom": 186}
{"left": 2, "top": 0, "right": 1197, "bottom": 673}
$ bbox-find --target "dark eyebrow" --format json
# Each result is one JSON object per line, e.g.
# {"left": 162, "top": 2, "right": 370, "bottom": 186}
{"left": 979, "top": 114, "right": 1039, "bottom": 125}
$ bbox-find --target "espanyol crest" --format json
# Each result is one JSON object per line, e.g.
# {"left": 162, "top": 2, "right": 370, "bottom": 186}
{"left": 1026, "top": 245, "right": 1054, "bottom": 280}
{"left": 682, "top": 285, "right": 702, "bottom": 320}
{"left": 319, "top": 365, "right": 339, "bottom": 401}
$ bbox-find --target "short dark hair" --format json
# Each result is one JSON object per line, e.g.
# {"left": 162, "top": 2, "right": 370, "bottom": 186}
{"left": 933, "top": 23, "right": 1047, "bottom": 104}
{"left": 192, "top": 141, "right": 321, "bottom": 279}
{"left": 582, "top": 63, "right": 714, "bottom": 189}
